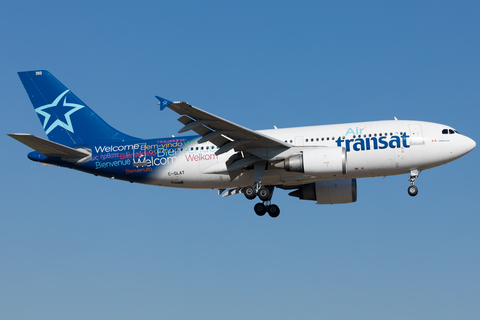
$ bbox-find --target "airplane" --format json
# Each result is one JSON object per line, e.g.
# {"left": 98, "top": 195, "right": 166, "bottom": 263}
{"left": 9, "top": 70, "right": 476, "bottom": 217}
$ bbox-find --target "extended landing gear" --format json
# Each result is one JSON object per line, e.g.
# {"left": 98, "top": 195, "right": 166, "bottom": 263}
{"left": 244, "top": 186, "right": 271, "bottom": 201}
{"left": 408, "top": 185, "right": 418, "bottom": 197}
{"left": 245, "top": 185, "right": 280, "bottom": 218}
{"left": 408, "top": 169, "right": 420, "bottom": 197}
{"left": 244, "top": 186, "right": 257, "bottom": 200}
{"left": 267, "top": 204, "right": 280, "bottom": 218}
{"left": 254, "top": 202, "right": 280, "bottom": 218}
{"left": 254, "top": 203, "right": 267, "bottom": 216}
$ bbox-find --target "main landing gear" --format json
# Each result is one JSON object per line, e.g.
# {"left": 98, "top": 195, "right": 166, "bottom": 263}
{"left": 244, "top": 184, "right": 280, "bottom": 218}
{"left": 408, "top": 169, "right": 420, "bottom": 197}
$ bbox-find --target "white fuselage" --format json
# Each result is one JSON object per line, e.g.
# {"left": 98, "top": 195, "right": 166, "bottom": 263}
{"left": 145, "top": 120, "right": 475, "bottom": 189}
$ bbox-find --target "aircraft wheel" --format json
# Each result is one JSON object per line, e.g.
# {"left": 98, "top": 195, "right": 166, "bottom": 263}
{"left": 254, "top": 203, "right": 267, "bottom": 216}
{"left": 408, "top": 185, "right": 418, "bottom": 197}
{"left": 244, "top": 186, "right": 257, "bottom": 200}
{"left": 257, "top": 187, "right": 271, "bottom": 201}
{"left": 267, "top": 204, "right": 280, "bottom": 218}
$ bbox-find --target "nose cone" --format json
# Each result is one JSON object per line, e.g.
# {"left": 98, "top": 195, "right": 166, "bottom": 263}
{"left": 465, "top": 136, "right": 476, "bottom": 154}
{"left": 465, "top": 137, "right": 477, "bottom": 153}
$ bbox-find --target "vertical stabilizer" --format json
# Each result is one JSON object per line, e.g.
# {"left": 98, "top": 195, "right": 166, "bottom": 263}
{"left": 18, "top": 70, "right": 136, "bottom": 146}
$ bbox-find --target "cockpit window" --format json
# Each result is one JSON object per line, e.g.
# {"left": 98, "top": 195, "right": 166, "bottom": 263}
{"left": 442, "top": 128, "right": 459, "bottom": 134}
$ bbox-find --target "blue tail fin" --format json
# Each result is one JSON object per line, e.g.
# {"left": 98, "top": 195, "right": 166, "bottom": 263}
{"left": 18, "top": 70, "right": 136, "bottom": 146}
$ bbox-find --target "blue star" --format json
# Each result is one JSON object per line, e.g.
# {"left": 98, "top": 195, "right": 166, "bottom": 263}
{"left": 35, "top": 90, "right": 85, "bottom": 135}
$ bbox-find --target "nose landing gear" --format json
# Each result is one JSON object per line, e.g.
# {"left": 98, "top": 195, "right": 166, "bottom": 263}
{"left": 408, "top": 169, "right": 420, "bottom": 197}
{"left": 245, "top": 184, "right": 280, "bottom": 217}
{"left": 408, "top": 185, "right": 418, "bottom": 197}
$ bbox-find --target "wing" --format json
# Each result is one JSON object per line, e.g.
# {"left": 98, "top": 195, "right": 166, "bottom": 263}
{"left": 156, "top": 97, "right": 291, "bottom": 155}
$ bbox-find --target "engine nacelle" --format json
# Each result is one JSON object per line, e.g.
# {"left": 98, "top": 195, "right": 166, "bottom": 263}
{"left": 288, "top": 179, "right": 357, "bottom": 204}
{"left": 283, "top": 147, "right": 347, "bottom": 177}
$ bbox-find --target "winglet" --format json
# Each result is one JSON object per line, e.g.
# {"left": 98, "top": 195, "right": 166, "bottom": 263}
{"left": 155, "top": 96, "right": 173, "bottom": 111}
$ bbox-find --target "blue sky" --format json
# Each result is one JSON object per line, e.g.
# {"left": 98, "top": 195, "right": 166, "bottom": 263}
{"left": 1, "top": 1, "right": 479, "bottom": 319}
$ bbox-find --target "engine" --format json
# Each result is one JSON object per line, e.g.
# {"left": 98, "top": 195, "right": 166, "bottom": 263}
{"left": 281, "top": 147, "right": 347, "bottom": 178}
{"left": 288, "top": 179, "right": 357, "bottom": 204}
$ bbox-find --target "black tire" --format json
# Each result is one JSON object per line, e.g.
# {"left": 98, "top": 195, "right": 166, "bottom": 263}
{"left": 244, "top": 186, "right": 257, "bottom": 200}
{"left": 257, "top": 187, "right": 271, "bottom": 201}
{"left": 408, "top": 185, "right": 418, "bottom": 197}
{"left": 267, "top": 204, "right": 280, "bottom": 218}
{"left": 254, "top": 203, "right": 266, "bottom": 216}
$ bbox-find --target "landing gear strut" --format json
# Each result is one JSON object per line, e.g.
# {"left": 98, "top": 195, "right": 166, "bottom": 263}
{"left": 245, "top": 184, "right": 280, "bottom": 217}
{"left": 408, "top": 169, "right": 420, "bottom": 197}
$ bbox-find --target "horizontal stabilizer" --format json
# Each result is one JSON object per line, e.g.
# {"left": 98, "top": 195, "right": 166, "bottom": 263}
{"left": 8, "top": 133, "right": 91, "bottom": 164}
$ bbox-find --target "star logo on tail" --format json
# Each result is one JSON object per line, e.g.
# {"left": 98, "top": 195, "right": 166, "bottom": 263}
{"left": 35, "top": 90, "right": 85, "bottom": 135}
